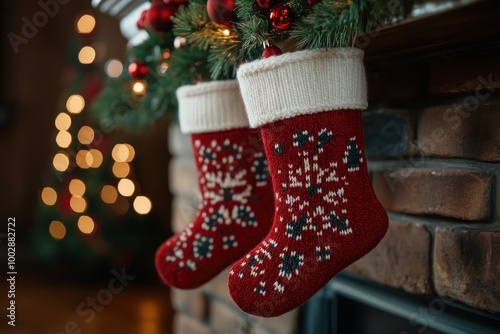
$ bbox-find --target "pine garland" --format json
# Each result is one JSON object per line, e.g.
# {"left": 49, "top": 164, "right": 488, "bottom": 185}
{"left": 92, "top": 28, "right": 210, "bottom": 131}
{"left": 172, "top": 0, "right": 246, "bottom": 80}
{"left": 236, "top": 0, "right": 412, "bottom": 59}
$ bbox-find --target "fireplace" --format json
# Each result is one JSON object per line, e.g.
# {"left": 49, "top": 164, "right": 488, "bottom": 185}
{"left": 302, "top": 273, "right": 500, "bottom": 334}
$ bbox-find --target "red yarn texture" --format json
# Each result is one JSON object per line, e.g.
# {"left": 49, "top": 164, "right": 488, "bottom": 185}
{"left": 156, "top": 128, "right": 274, "bottom": 289}
{"left": 228, "top": 110, "right": 388, "bottom": 316}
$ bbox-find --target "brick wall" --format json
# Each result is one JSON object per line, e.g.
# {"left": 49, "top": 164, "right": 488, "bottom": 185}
{"left": 168, "top": 125, "right": 298, "bottom": 334}
{"left": 348, "top": 54, "right": 500, "bottom": 314}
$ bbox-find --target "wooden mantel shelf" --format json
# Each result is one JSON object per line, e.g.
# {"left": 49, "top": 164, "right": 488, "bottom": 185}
{"left": 362, "top": 0, "right": 500, "bottom": 65}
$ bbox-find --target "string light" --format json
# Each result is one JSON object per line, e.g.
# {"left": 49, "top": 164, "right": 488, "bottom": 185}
{"left": 66, "top": 94, "right": 85, "bottom": 114}
{"left": 101, "top": 185, "right": 118, "bottom": 204}
{"left": 69, "top": 179, "right": 86, "bottom": 197}
{"left": 49, "top": 221, "right": 66, "bottom": 240}
{"left": 76, "top": 150, "right": 92, "bottom": 169}
{"left": 131, "top": 80, "right": 147, "bottom": 97}
{"left": 174, "top": 36, "right": 186, "bottom": 49}
{"left": 78, "top": 46, "right": 96, "bottom": 64}
{"left": 117, "top": 178, "right": 135, "bottom": 197}
{"left": 105, "top": 59, "right": 123, "bottom": 78}
{"left": 78, "top": 215, "right": 95, "bottom": 234}
{"left": 133, "top": 196, "right": 152, "bottom": 215}
{"left": 56, "top": 130, "right": 72, "bottom": 148}
{"left": 76, "top": 14, "right": 96, "bottom": 34}
{"left": 112, "top": 162, "right": 130, "bottom": 178}
{"left": 41, "top": 187, "right": 57, "bottom": 206}
{"left": 89, "top": 149, "right": 103, "bottom": 168}
{"left": 112, "top": 144, "right": 135, "bottom": 162}
{"left": 55, "top": 113, "right": 71, "bottom": 131}
{"left": 223, "top": 29, "right": 230, "bottom": 36}
{"left": 124, "top": 144, "right": 135, "bottom": 162}
{"left": 70, "top": 196, "right": 87, "bottom": 213}
{"left": 159, "top": 63, "right": 169, "bottom": 74}
{"left": 78, "top": 126, "right": 95, "bottom": 145}
{"left": 53, "top": 152, "right": 70, "bottom": 172}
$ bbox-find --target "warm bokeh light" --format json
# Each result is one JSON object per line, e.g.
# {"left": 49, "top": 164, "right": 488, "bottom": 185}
{"left": 55, "top": 112, "right": 71, "bottom": 131}
{"left": 53, "top": 152, "right": 70, "bottom": 172}
{"left": 76, "top": 150, "right": 92, "bottom": 169}
{"left": 111, "top": 196, "right": 129, "bottom": 215}
{"left": 69, "top": 179, "right": 86, "bottom": 197}
{"left": 101, "top": 185, "right": 118, "bottom": 204}
{"left": 78, "top": 46, "right": 96, "bottom": 64}
{"left": 124, "top": 144, "right": 135, "bottom": 161}
{"left": 133, "top": 196, "right": 152, "bottom": 215}
{"left": 66, "top": 94, "right": 85, "bottom": 114}
{"left": 41, "top": 187, "right": 57, "bottom": 206}
{"left": 132, "top": 80, "right": 147, "bottom": 96}
{"left": 162, "top": 49, "right": 171, "bottom": 59}
{"left": 159, "top": 63, "right": 169, "bottom": 74}
{"left": 174, "top": 36, "right": 186, "bottom": 49}
{"left": 117, "top": 178, "right": 135, "bottom": 197}
{"left": 112, "top": 162, "right": 130, "bottom": 178}
{"left": 76, "top": 14, "right": 96, "bottom": 34}
{"left": 78, "top": 215, "right": 95, "bottom": 234}
{"left": 112, "top": 144, "right": 130, "bottom": 162}
{"left": 78, "top": 126, "right": 95, "bottom": 145}
{"left": 49, "top": 221, "right": 66, "bottom": 240}
{"left": 223, "top": 29, "right": 230, "bottom": 36}
{"left": 105, "top": 59, "right": 123, "bottom": 78}
{"left": 89, "top": 149, "right": 103, "bottom": 168}
{"left": 70, "top": 196, "right": 87, "bottom": 213}
{"left": 56, "top": 130, "right": 72, "bottom": 148}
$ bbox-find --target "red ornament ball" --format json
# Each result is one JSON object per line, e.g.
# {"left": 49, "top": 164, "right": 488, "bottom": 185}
{"left": 256, "top": 0, "right": 275, "bottom": 9}
{"left": 262, "top": 45, "right": 282, "bottom": 58}
{"left": 147, "top": 2, "right": 178, "bottom": 33}
{"left": 269, "top": 3, "right": 295, "bottom": 30}
{"left": 137, "top": 9, "right": 148, "bottom": 29}
{"left": 207, "top": 0, "right": 237, "bottom": 27}
{"left": 168, "top": 0, "right": 189, "bottom": 4}
{"left": 128, "top": 61, "right": 149, "bottom": 79}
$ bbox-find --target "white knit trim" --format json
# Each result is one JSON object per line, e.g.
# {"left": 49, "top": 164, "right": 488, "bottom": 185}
{"left": 177, "top": 80, "right": 249, "bottom": 133}
{"left": 237, "top": 48, "right": 368, "bottom": 128}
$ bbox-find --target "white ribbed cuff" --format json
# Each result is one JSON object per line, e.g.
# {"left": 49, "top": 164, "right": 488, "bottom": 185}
{"left": 237, "top": 48, "right": 368, "bottom": 128}
{"left": 177, "top": 80, "right": 249, "bottom": 133}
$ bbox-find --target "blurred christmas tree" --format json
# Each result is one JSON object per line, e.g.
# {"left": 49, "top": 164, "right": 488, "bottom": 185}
{"left": 34, "top": 12, "right": 163, "bottom": 280}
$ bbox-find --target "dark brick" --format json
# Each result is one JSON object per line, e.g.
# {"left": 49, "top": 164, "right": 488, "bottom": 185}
{"left": 173, "top": 313, "right": 210, "bottom": 334}
{"left": 434, "top": 227, "right": 500, "bottom": 313}
{"left": 418, "top": 102, "right": 500, "bottom": 161}
{"left": 171, "top": 288, "right": 209, "bottom": 320}
{"left": 347, "top": 220, "right": 433, "bottom": 294}
{"left": 430, "top": 56, "right": 500, "bottom": 94}
{"left": 363, "top": 109, "right": 414, "bottom": 159}
{"left": 373, "top": 169, "right": 492, "bottom": 221}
